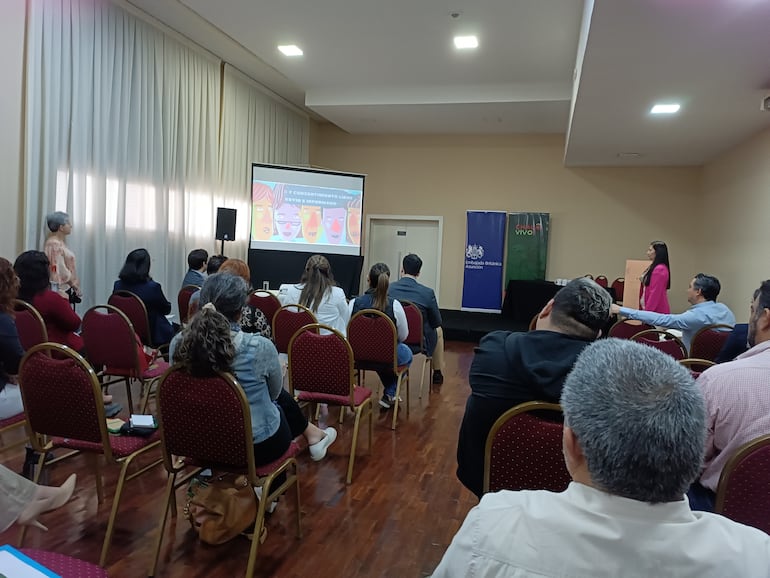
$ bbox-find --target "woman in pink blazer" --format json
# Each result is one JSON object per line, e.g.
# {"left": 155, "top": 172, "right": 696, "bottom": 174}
{"left": 640, "top": 241, "right": 671, "bottom": 314}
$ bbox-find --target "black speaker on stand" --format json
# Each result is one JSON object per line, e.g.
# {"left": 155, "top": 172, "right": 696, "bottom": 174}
{"left": 215, "top": 207, "right": 237, "bottom": 255}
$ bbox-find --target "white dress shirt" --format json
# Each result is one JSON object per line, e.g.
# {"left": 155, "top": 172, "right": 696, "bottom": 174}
{"left": 432, "top": 482, "right": 770, "bottom": 578}
{"left": 277, "top": 283, "right": 349, "bottom": 336}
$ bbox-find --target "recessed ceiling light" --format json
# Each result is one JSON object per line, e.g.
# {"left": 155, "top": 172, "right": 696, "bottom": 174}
{"left": 278, "top": 45, "right": 303, "bottom": 57}
{"left": 650, "top": 103, "right": 680, "bottom": 114}
{"left": 454, "top": 35, "right": 478, "bottom": 49}
{"left": 617, "top": 152, "right": 642, "bottom": 159}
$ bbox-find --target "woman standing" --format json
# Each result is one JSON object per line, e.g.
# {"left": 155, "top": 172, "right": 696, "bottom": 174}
{"left": 278, "top": 254, "right": 349, "bottom": 335}
{"left": 640, "top": 241, "right": 671, "bottom": 314}
{"left": 0, "top": 257, "right": 24, "bottom": 420}
{"left": 349, "top": 263, "right": 413, "bottom": 409}
{"left": 43, "top": 211, "right": 81, "bottom": 302}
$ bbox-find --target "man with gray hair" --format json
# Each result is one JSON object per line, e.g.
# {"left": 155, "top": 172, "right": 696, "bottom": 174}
{"left": 456, "top": 277, "right": 611, "bottom": 498}
{"left": 435, "top": 340, "right": 770, "bottom": 577}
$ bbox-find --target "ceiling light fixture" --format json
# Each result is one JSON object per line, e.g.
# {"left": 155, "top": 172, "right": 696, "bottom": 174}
{"left": 454, "top": 35, "right": 478, "bottom": 49}
{"left": 278, "top": 45, "right": 303, "bottom": 57}
{"left": 650, "top": 103, "right": 680, "bottom": 114}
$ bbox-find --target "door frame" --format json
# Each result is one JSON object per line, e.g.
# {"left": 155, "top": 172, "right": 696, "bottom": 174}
{"left": 364, "top": 214, "right": 444, "bottom": 297}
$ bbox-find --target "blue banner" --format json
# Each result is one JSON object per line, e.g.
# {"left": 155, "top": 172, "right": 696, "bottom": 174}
{"left": 462, "top": 211, "right": 507, "bottom": 312}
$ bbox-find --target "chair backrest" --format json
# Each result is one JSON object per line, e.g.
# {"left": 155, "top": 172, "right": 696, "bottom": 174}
{"left": 715, "top": 434, "right": 770, "bottom": 534}
{"left": 177, "top": 285, "right": 200, "bottom": 325}
{"left": 631, "top": 329, "right": 688, "bottom": 360}
{"left": 484, "top": 401, "right": 570, "bottom": 495}
{"left": 272, "top": 304, "right": 318, "bottom": 354}
{"left": 679, "top": 357, "right": 716, "bottom": 376}
{"left": 608, "top": 319, "right": 654, "bottom": 339}
{"left": 248, "top": 291, "right": 282, "bottom": 328}
{"left": 13, "top": 300, "right": 48, "bottom": 350}
{"left": 689, "top": 324, "right": 734, "bottom": 360}
{"left": 400, "top": 300, "right": 424, "bottom": 352}
{"left": 288, "top": 324, "right": 356, "bottom": 402}
{"left": 109, "top": 290, "right": 152, "bottom": 346}
{"left": 18, "top": 343, "right": 111, "bottom": 456}
{"left": 594, "top": 275, "right": 608, "bottom": 288}
{"left": 156, "top": 365, "right": 256, "bottom": 478}
{"left": 347, "top": 309, "right": 398, "bottom": 368}
{"left": 610, "top": 277, "right": 625, "bottom": 299}
{"left": 81, "top": 305, "right": 141, "bottom": 373}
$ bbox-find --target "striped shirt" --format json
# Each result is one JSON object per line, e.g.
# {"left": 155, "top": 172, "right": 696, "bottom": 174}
{"left": 697, "top": 339, "right": 770, "bottom": 491}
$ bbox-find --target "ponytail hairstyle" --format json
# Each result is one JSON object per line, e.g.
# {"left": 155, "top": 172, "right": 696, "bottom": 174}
{"left": 174, "top": 304, "right": 234, "bottom": 376}
{"left": 642, "top": 241, "right": 671, "bottom": 289}
{"left": 368, "top": 262, "right": 391, "bottom": 311}
{"left": 299, "top": 254, "right": 334, "bottom": 312}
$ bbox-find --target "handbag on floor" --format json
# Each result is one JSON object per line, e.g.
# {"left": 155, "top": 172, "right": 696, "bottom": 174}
{"left": 184, "top": 472, "right": 258, "bottom": 545}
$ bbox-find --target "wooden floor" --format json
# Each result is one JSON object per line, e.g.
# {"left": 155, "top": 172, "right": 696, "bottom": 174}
{"left": 0, "top": 341, "right": 479, "bottom": 577}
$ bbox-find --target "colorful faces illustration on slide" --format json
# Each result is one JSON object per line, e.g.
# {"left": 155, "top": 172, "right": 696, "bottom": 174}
{"left": 301, "top": 206, "right": 322, "bottom": 243}
{"left": 251, "top": 182, "right": 274, "bottom": 240}
{"left": 347, "top": 207, "right": 361, "bottom": 245}
{"left": 323, "top": 206, "right": 347, "bottom": 245}
{"left": 275, "top": 202, "right": 302, "bottom": 240}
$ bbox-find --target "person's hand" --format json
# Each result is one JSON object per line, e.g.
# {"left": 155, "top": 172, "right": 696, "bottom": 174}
{"left": 610, "top": 303, "right": 621, "bottom": 316}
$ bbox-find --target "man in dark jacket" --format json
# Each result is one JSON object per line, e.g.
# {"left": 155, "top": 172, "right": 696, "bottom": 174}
{"left": 456, "top": 277, "right": 611, "bottom": 498}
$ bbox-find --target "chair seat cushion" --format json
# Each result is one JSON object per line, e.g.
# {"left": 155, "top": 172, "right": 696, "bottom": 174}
{"left": 0, "top": 411, "right": 25, "bottom": 429}
{"left": 20, "top": 548, "right": 109, "bottom": 577}
{"left": 298, "top": 386, "right": 372, "bottom": 407}
{"left": 52, "top": 430, "right": 160, "bottom": 458}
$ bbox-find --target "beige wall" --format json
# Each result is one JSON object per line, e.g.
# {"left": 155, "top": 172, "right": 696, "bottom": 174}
{"left": 700, "top": 127, "right": 770, "bottom": 323}
{"left": 311, "top": 124, "right": 701, "bottom": 311}
{"left": 0, "top": 0, "right": 26, "bottom": 255}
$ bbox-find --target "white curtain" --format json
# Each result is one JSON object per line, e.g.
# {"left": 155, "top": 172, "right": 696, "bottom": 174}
{"left": 25, "top": 0, "right": 221, "bottom": 314}
{"left": 217, "top": 65, "right": 310, "bottom": 261}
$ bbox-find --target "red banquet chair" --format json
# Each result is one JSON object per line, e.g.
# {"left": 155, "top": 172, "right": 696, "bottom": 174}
{"left": 608, "top": 319, "right": 654, "bottom": 339}
{"left": 272, "top": 304, "right": 317, "bottom": 354}
{"left": 715, "top": 434, "right": 770, "bottom": 535}
{"left": 288, "top": 324, "right": 373, "bottom": 484}
{"left": 483, "top": 401, "right": 570, "bottom": 495}
{"left": 347, "top": 309, "right": 410, "bottom": 431}
{"left": 82, "top": 305, "right": 168, "bottom": 413}
{"left": 18, "top": 343, "right": 162, "bottom": 567}
{"left": 248, "top": 290, "right": 282, "bottom": 328}
{"left": 149, "top": 365, "right": 301, "bottom": 578}
{"left": 610, "top": 277, "right": 625, "bottom": 302}
{"left": 400, "top": 300, "right": 433, "bottom": 399}
{"left": 13, "top": 299, "right": 48, "bottom": 350}
{"left": 19, "top": 549, "right": 109, "bottom": 578}
{"left": 108, "top": 290, "right": 154, "bottom": 347}
{"left": 594, "top": 275, "right": 609, "bottom": 288}
{"left": 689, "top": 324, "right": 734, "bottom": 360}
{"left": 177, "top": 284, "right": 200, "bottom": 325}
{"left": 631, "top": 329, "right": 688, "bottom": 360}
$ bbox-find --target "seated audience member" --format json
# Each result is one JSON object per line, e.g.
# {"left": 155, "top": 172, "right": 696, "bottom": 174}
{"left": 714, "top": 322, "right": 749, "bottom": 363}
{"left": 170, "top": 273, "right": 336, "bottom": 466}
{"left": 457, "top": 277, "right": 611, "bottom": 499}
{"left": 688, "top": 280, "right": 770, "bottom": 511}
{"left": 217, "top": 258, "right": 272, "bottom": 338}
{"left": 0, "top": 257, "right": 25, "bottom": 420}
{"left": 388, "top": 253, "right": 445, "bottom": 384}
{"left": 181, "top": 248, "right": 208, "bottom": 289}
{"left": 278, "top": 254, "right": 349, "bottom": 335}
{"left": 349, "top": 263, "right": 413, "bottom": 409}
{"left": 611, "top": 273, "right": 735, "bottom": 351}
{"left": 114, "top": 248, "right": 175, "bottom": 346}
{"left": 0, "top": 464, "right": 75, "bottom": 532}
{"left": 433, "top": 339, "right": 770, "bottom": 577}
{"left": 188, "top": 254, "right": 227, "bottom": 312}
{"left": 14, "top": 251, "right": 83, "bottom": 352}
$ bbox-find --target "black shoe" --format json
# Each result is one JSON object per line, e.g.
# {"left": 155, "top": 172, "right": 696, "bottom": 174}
{"left": 379, "top": 395, "right": 393, "bottom": 409}
{"left": 432, "top": 371, "right": 444, "bottom": 385}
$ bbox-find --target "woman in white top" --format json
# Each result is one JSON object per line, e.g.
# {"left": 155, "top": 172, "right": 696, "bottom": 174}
{"left": 278, "top": 254, "right": 349, "bottom": 335}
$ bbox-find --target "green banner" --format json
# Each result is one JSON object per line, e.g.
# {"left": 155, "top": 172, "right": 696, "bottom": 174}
{"left": 505, "top": 213, "right": 550, "bottom": 281}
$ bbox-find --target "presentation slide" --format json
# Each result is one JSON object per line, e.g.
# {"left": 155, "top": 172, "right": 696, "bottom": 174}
{"left": 249, "top": 164, "right": 364, "bottom": 256}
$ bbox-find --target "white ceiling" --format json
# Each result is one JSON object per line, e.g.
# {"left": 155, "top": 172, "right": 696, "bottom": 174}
{"left": 127, "top": 0, "right": 770, "bottom": 166}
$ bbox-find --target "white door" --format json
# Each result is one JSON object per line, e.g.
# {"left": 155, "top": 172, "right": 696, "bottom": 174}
{"left": 365, "top": 216, "right": 442, "bottom": 296}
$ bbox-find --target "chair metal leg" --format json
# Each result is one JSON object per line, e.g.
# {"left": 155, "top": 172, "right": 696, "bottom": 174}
{"left": 368, "top": 400, "right": 373, "bottom": 451}
{"left": 100, "top": 457, "right": 132, "bottom": 566}
{"left": 148, "top": 472, "right": 177, "bottom": 577}
{"left": 339, "top": 406, "right": 345, "bottom": 425}
{"left": 392, "top": 373, "right": 406, "bottom": 430}
{"left": 92, "top": 454, "right": 104, "bottom": 505}
{"left": 124, "top": 377, "right": 134, "bottom": 414}
{"left": 418, "top": 355, "right": 430, "bottom": 399}
{"left": 347, "top": 404, "right": 363, "bottom": 485}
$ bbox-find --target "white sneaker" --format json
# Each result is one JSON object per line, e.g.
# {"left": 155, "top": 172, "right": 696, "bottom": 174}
{"left": 254, "top": 486, "right": 278, "bottom": 514}
{"left": 309, "top": 427, "right": 338, "bottom": 461}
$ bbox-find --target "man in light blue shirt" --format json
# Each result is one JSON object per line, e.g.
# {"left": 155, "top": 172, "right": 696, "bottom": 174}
{"left": 610, "top": 273, "right": 735, "bottom": 352}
